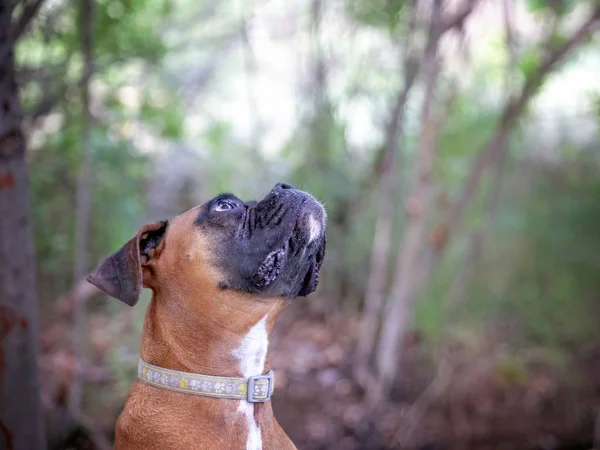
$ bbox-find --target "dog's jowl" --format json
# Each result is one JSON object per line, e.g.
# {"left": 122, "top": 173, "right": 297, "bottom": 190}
{"left": 87, "top": 182, "right": 326, "bottom": 450}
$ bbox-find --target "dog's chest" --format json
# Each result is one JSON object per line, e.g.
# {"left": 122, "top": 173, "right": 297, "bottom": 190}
{"left": 232, "top": 314, "right": 270, "bottom": 450}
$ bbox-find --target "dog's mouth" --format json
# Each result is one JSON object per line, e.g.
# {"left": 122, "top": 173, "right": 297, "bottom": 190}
{"left": 250, "top": 247, "right": 286, "bottom": 290}
{"left": 250, "top": 199, "right": 326, "bottom": 293}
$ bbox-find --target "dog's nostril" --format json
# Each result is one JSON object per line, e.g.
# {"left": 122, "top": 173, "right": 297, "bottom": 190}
{"left": 275, "top": 182, "right": 294, "bottom": 191}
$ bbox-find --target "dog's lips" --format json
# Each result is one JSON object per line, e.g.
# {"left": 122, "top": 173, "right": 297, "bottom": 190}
{"left": 250, "top": 247, "right": 285, "bottom": 290}
{"left": 250, "top": 211, "right": 321, "bottom": 291}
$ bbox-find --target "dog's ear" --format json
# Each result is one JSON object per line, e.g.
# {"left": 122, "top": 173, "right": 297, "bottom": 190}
{"left": 87, "top": 221, "right": 168, "bottom": 306}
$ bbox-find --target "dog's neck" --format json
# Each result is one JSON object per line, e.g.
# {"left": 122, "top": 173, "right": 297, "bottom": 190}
{"left": 130, "top": 290, "right": 291, "bottom": 450}
{"left": 140, "top": 288, "right": 287, "bottom": 378}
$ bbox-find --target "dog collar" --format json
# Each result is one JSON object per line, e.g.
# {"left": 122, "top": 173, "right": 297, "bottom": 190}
{"left": 137, "top": 359, "right": 275, "bottom": 403}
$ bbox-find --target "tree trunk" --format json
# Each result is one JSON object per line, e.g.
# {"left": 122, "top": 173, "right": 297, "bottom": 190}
{"left": 370, "top": 0, "right": 444, "bottom": 404}
{"left": 0, "top": 2, "right": 46, "bottom": 449}
{"left": 354, "top": 39, "right": 419, "bottom": 384}
{"left": 70, "top": 0, "right": 95, "bottom": 416}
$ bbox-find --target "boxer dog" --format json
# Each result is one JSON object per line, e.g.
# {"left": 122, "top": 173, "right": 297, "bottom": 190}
{"left": 87, "top": 182, "right": 326, "bottom": 449}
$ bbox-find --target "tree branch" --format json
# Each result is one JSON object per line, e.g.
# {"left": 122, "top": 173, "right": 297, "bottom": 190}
{"left": 439, "top": 0, "right": 478, "bottom": 34}
{"left": 372, "top": 0, "right": 445, "bottom": 404}
{"left": 11, "top": 0, "right": 46, "bottom": 41}
{"left": 404, "top": 3, "right": 600, "bottom": 339}
{"left": 446, "top": 4, "right": 600, "bottom": 235}
{"left": 25, "top": 84, "right": 69, "bottom": 120}
{"left": 502, "top": 0, "right": 517, "bottom": 95}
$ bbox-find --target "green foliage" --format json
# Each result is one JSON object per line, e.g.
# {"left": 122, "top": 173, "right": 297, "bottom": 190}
{"left": 518, "top": 48, "right": 542, "bottom": 80}
{"left": 21, "top": 0, "right": 176, "bottom": 309}
{"left": 450, "top": 161, "right": 600, "bottom": 350}
{"left": 95, "top": 0, "right": 170, "bottom": 63}
{"left": 140, "top": 95, "right": 184, "bottom": 138}
{"left": 434, "top": 96, "right": 500, "bottom": 188}
{"left": 526, "top": 0, "right": 576, "bottom": 16}
{"left": 29, "top": 123, "right": 150, "bottom": 305}
{"left": 548, "top": 31, "right": 568, "bottom": 50}
{"left": 16, "top": 0, "right": 600, "bottom": 435}
{"left": 346, "top": 0, "right": 408, "bottom": 32}
{"left": 284, "top": 98, "right": 376, "bottom": 304}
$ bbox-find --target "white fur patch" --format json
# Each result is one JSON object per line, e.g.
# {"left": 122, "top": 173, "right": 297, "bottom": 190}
{"left": 233, "top": 314, "right": 269, "bottom": 450}
{"left": 233, "top": 315, "right": 269, "bottom": 378}
{"left": 308, "top": 214, "right": 321, "bottom": 243}
{"left": 237, "top": 401, "right": 263, "bottom": 450}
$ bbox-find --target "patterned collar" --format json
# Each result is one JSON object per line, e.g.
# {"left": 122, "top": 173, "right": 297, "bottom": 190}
{"left": 138, "top": 359, "right": 274, "bottom": 403}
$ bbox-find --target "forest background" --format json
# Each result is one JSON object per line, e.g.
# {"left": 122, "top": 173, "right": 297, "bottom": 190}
{"left": 1, "top": 0, "right": 600, "bottom": 448}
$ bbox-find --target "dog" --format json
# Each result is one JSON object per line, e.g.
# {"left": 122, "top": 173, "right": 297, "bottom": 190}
{"left": 87, "top": 182, "right": 326, "bottom": 450}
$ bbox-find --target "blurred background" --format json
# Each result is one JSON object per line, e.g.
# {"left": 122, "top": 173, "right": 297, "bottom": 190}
{"left": 1, "top": 0, "right": 600, "bottom": 448}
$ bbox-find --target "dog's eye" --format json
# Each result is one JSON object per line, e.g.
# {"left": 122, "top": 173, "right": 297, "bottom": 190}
{"left": 214, "top": 200, "right": 235, "bottom": 212}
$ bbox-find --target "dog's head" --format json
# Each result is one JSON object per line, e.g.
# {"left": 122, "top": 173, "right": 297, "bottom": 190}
{"left": 87, "top": 183, "right": 326, "bottom": 306}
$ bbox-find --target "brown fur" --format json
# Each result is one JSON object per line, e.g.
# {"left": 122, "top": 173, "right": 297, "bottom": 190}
{"left": 108, "top": 206, "right": 297, "bottom": 449}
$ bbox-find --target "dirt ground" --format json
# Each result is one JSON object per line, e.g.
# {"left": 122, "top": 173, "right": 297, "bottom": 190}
{"left": 270, "top": 301, "right": 600, "bottom": 450}
{"left": 42, "top": 297, "right": 600, "bottom": 449}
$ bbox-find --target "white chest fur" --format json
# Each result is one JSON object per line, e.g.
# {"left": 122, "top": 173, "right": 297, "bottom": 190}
{"left": 232, "top": 314, "right": 269, "bottom": 450}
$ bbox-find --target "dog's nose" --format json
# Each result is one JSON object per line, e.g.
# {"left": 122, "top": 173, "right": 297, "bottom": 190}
{"left": 273, "top": 182, "right": 295, "bottom": 191}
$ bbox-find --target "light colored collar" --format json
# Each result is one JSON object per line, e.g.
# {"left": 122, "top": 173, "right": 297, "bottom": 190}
{"left": 138, "top": 359, "right": 274, "bottom": 403}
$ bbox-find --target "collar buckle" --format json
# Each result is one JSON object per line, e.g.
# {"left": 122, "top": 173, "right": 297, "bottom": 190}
{"left": 247, "top": 370, "right": 275, "bottom": 403}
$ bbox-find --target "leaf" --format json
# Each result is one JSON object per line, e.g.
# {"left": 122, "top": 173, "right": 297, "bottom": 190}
{"left": 140, "top": 94, "right": 184, "bottom": 138}
{"left": 526, "top": 0, "right": 549, "bottom": 13}
{"left": 526, "top": 0, "right": 575, "bottom": 16}
{"left": 548, "top": 32, "right": 568, "bottom": 50}
{"left": 518, "top": 49, "right": 542, "bottom": 79}
{"left": 346, "top": 0, "right": 407, "bottom": 31}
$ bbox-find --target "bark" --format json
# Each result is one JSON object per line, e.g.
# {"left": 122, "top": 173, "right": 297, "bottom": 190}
{"left": 354, "top": 2, "right": 420, "bottom": 384}
{"left": 69, "top": 0, "right": 95, "bottom": 416}
{"left": 370, "top": 0, "right": 445, "bottom": 404}
{"left": 0, "top": 2, "right": 46, "bottom": 449}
